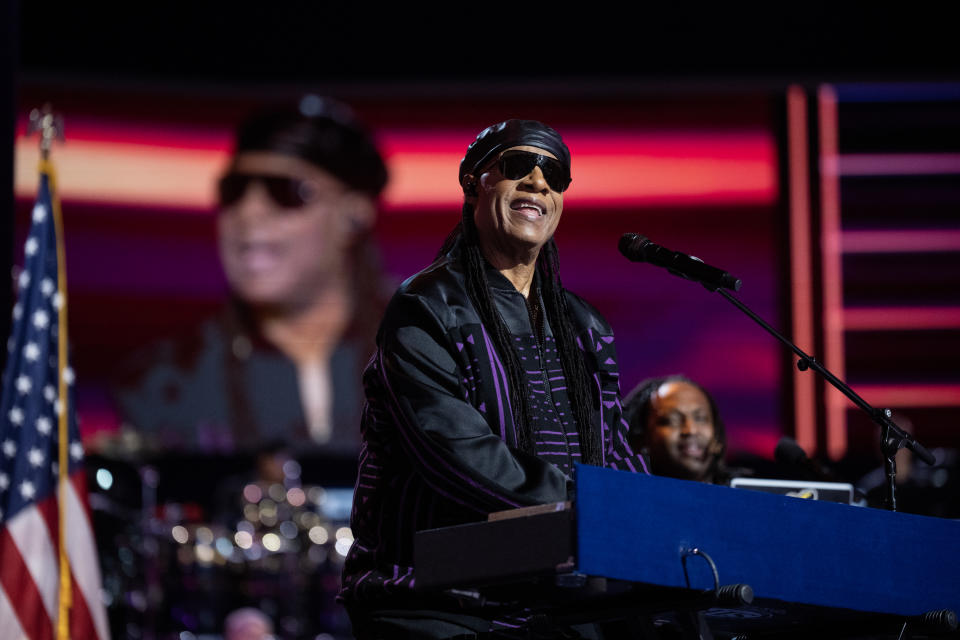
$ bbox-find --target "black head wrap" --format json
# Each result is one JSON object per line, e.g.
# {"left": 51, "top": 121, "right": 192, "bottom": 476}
{"left": 458, "top": 119, "right": 571, "bottom": 187}
{"left": 234, "top": 95, "right": 388, "bottom": 197}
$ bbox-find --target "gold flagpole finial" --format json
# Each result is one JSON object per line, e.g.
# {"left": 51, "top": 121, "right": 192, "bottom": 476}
{"left": 27, "top": 104, "right": 65, "bottom": 161}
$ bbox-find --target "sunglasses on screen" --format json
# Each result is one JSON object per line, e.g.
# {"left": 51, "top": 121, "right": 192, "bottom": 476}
{"left": 218, "top": 172, "right": 318, "bottom": 209}
{"left": 496, "top": 150, "right": 571, "bottom": 193}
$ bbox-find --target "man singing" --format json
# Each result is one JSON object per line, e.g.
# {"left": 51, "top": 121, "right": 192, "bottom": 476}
{"left": 341, "top": 119, "right": 647, "bottom": 639}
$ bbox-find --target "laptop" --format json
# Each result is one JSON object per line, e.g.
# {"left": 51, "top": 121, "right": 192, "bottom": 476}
{"left": 729, "top": 477, "right": 856, "bottom": 504}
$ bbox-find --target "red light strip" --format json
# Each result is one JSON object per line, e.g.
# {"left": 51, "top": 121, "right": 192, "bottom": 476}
{"left": 844, "top": 306, "right": 960, "bottom": 330}
{"left": 852, "top": 384, "right": 960, "bottom": 408}
{"left": 787, "top": 85, "right": 818, "bottom": 454}
{"left": 14, "top": 138, "right": 230, "bottom": 209}
{"left": 842, "top": 229, "right": 960, "bottom": 253}
{"left": 839, "top": 153, "right": 960, "bottom": 176}
{"left": 14, "top": 124, "right": 777, "bottom": 210}
{"left": 818, "top": 85, "right": 848, "bottom": 461}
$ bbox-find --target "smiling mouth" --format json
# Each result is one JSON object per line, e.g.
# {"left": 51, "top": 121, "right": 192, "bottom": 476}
{"left": 510, "top": 198, "right": 545, "bottom": 218}
{"left": 232, "top": 240, "right": 285, "bottom": 272}
{"left": 679, "top": 443, "right": 707, "bottom": 459}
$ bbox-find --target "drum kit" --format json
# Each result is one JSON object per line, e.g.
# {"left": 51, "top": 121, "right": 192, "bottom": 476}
{"left": 86, "top": 447, "right": 356, "bottom": 640}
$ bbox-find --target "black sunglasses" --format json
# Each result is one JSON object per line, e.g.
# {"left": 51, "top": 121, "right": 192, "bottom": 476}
{"left": 218, "top": 172, "right": 318, "bottom": 208}
{"left": 497, "top": 150, "right": 571, "bottom": 193}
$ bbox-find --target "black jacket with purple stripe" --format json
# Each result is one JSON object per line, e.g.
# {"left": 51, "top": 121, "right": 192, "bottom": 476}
{"left": 339, "top": 243, "right": 647, "bottom": 610}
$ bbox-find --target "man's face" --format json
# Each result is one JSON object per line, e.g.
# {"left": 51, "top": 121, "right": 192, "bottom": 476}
{"left": 646, "top": 381, "right": 719, "bottom": 482}
{"left": 217, "top": 151, "right": 373, "bottom": 311}
{"left": 471, "top": 145, "right": 565, "bottom": 262}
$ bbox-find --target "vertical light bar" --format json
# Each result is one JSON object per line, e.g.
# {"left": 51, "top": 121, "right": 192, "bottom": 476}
{"left": 787, "top": 85, "right": 817, "bottom": 454}
{"left": 818, "top": 85, "right": 848, "bottom": 461}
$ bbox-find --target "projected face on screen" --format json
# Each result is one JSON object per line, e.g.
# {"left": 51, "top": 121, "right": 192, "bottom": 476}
{"left": 216, "top": 150, "right": 374, "bottom": 311}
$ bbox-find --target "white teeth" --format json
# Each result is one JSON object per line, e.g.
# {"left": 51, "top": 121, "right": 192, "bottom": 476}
{"left": 513, "top": 200, "right": 544, "bottom": 216}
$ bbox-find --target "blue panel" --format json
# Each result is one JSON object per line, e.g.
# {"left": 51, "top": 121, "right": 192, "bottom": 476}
{"left": 574, "top": 464, "right": 960, "bottom": 616}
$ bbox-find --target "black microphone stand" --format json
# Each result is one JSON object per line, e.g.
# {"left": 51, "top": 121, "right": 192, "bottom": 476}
{"left": 706, "top": 286, "right": 935, "bottom": 512}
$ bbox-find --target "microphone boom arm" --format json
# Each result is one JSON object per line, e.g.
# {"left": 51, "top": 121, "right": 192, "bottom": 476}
{"left": 618, "top": 231, "right": 935, "bottom": 509}
{"left": 713, "top": 287, "right": 935, "bottom": 511}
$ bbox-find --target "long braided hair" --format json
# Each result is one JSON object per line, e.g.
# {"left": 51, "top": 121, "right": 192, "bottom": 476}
{"left": 437, "top": 204, "right": 602, "bottom": 465}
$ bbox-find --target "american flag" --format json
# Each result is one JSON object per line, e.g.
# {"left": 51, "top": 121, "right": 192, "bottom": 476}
{"left": 0, "top": 162, "right": 110, "bottom": 639}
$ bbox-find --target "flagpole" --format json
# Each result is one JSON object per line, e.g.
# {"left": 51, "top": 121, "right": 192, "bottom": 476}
{"left": 30, "top": 105, "right": 72, "bottom": 640}
{"left": 52, "top": 159, "right": 72, "bottom": 640}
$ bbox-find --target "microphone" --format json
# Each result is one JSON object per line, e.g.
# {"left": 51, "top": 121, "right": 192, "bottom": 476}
{"left": 618, "top": 233, "right": 742, "bottom": 292}
{"left": 774, "top": 436, "right": 840, "bottom": 483}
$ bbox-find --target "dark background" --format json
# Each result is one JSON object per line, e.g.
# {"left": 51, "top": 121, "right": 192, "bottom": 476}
{"left": 15, "top": 4, "right": 960, "bottom": 83}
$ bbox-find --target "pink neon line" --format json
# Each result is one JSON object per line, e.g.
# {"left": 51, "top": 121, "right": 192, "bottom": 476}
{"left": 819, "top": 85, "right": 847, "bottom": 461}
{"left": 839, "top": 153, "right": 960, "bottom": 176}
{"left": 844, "top": 307, "right": 960, "bottom": 330}
{"left": 842, "top": 229, "right": 960, "bottom": 253}
{"left": 14, "top": 127, "right": 778, "bottom": 209}
{"left": 853, "top": 385, "right": 960, "bottom": 408}
{"left": 787, "top": 85, "right": 817, "bottom": 454}
{"left": 15, "top": 121, "right": 775, "bottom": 161}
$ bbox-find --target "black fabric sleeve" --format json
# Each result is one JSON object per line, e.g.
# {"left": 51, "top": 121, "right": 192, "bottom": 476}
{"left": 374, "top": 293, "right": 571, "bottom": 513}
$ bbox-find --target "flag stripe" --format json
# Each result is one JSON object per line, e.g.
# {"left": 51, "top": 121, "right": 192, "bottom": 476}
{"left": 8, "top": 506, "right": 59, "bottom": 623}
{"left": 36, "top": 489, "right": 62, "bottom": 559}
{"left": 0, "top": 526, "right": 55, "bottom": 640}
{"left": 67, "top": 473, "right": 110, "bottom": 640}
{"left": 0, "top": 477, "right": 108, "bottom": 640}
{"left": 0, "top": 582, "right": 30, "bottom": 640}
{"left": 68, "top": 571, "right": 98, "bottom": 640}
{"left": 1, "top": 157, "right": 111, "bottom": 640}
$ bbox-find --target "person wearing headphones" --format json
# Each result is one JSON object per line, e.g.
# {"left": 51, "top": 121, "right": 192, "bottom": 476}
{"left": 623, "top": 375, "right": 732, "bottom": 484}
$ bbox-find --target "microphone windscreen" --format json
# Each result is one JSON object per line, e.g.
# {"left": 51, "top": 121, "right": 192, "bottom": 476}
{"left": 618, "top": 233, "right": 650, "bottom": 262}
